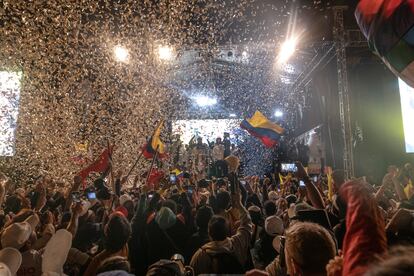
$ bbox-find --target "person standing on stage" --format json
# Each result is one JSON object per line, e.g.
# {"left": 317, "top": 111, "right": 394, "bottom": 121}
{"left": 171, "top": 134, "right": 186, "bottom": 168}
{"left": 212, "top": 138, "right": 227, "bottom": 178}
{"left": 191, "top": 137, "right": 209, "bottom": 181}
{"left": 223, "top": 132, "right": 232, "bottom": 158}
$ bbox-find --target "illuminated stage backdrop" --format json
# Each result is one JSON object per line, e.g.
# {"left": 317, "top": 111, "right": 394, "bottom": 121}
{"left": 0, "top": 71, "right": 22, "bottom": 156}
{"left": 172, "top": 119, "right": 241, "bottom": 144}
{"left": 398, "top": 79, "right": 414, "bottom": 153}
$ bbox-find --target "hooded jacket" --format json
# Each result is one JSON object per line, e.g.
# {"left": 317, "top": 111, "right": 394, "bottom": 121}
{"left": 190, "top": 204, "right": 253, "bottom": 275}
{"left": 145, "top": 207, "right": 188, "bottom": 267}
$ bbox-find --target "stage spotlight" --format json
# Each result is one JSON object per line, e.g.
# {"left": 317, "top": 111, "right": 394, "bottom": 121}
{"left": 229, "top": 113, "right": 237, "bottom": 118}
{"left": 158, "top": 45, "right": 174, "bottom": 61}
{"left": 274, "top": 110, "right": 283, "bottom": 118}
{"left": 114, "top": 45, "right": 129, "bottom": 62}
{"left": 193, "top": 95, "right": 217, "bottom": 107}
{"left": 277, "top": 37, "right": 297, "bottom": 64}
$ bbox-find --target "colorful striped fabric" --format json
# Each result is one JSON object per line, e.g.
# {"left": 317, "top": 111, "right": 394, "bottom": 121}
{"left": 240, "top": 111, "right": 284, "bottom": 148}
{"left": 142, "top": 120, "right": 167, "bottom": 159}
{"left": 355, "top": 0, "right": 414, "bottom": 87}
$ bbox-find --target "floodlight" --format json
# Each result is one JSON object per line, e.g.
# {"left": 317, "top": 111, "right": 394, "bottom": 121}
{"left": 277, "top": 37, "right": 298, "bottom": 64}
{"left": 274, "top": 110, "right": 283, "bottom": 118}
{"left": 158, "top": 45, "right": 174, "bottom": 61}
{"left": 193, "top": 95, "right": 217, "bottom": 107}
{"left": 114, "top": 45, "right": 129, "bottom": 62}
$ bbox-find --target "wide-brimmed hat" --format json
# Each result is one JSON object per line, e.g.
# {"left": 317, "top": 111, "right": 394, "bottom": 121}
{"left": 265, "top": 215, "right": 284, "bottom": 236}
{"left": 0, "top": 247, "right": 22, "bottom": 276}
{"left": 42, "top": 229, "right": 72, "bottom": 276}
{"left": 1, "top": 214, "right": 39, "bottom": 249}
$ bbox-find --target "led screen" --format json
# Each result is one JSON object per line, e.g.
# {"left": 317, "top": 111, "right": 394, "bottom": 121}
{"left": 398, "top": 78, "right": 414, "bottom": 153}
{"left": 0, "top": 71, "right": 22, "bottom": 156}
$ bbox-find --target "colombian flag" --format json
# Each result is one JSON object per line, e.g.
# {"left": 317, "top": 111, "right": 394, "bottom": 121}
{"left": 355, "top": 0, "right": 414, "bottom": 87}
{"left": 171, "top": 168, "right": 184, "bottom": 179}
{"left": 142, "top": 120, "right": 167, "bottom": 159}
{"left": 240, "top": 111, "right": 284, "bottom": 148}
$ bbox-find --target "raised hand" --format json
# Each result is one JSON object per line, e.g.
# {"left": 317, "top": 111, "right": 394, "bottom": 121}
{"left": 295, "top": 161, "right": 309, "bottom": 180}
{"left": 326, "top": 251, "right": 343, "bottom": 276}
{"left": 73, "top": 175, "right": 82, "bottom": 190}
{"left": 71, "top": 201, "right": 83, "bottom": 217}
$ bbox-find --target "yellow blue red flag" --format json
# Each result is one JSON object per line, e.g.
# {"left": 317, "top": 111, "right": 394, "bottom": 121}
{"left": 142, "top": 120, "right": 167, "bottom": 159}
{"left": 240, "top": 111, "right": 284, "bottom": 148}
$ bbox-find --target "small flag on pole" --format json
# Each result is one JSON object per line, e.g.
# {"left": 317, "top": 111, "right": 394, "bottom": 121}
{"left": 142, "top": 120, "right": 167, "bottom": 159}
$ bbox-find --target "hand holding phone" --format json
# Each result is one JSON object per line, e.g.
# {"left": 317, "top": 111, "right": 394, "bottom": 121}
{"left": 170, "top": 173, "right": 177, "bottom": 184}
{"left": 230, "top": 176, "right": 238, "bottom": 195}
{"left": 87, "top": 192, "right": 96, "bottom": 200}
{"left": 187, "top": 186, "right": 194, "bottom": 196}
{"left": 71, "top": 191, "right": 81, "bottom": 203}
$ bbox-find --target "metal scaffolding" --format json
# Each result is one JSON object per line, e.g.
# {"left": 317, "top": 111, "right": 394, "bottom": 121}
{"left": 333, "top": 6, "right": 355, "bottom": 178}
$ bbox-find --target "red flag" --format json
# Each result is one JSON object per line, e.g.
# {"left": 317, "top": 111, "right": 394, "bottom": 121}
{"left": 146, "top": 168, "right": 165, "bottom": 190}
{"left": 78, "top": 146, "right": 113, "bottom": 185}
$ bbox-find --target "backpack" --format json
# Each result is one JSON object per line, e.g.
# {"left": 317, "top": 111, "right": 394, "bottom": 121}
{"left": 204, "top": 250, "right": 245, "bottom": 274}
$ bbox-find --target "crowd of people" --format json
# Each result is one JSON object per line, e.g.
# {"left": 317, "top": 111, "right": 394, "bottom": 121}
{"left": 0, "top": 141, "right": 414, "bottom": 276}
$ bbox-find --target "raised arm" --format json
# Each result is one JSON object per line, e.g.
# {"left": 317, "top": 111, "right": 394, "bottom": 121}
{"left": 375, "top": 172, "right": 394, "bottom": 201}
{"left": 34, "top": 181, "right": 47, "bottom": 212}
{"left": 0, "top": 181, "right": 6, "bottom": 208}
{"left": 64, "top": 175, "right": 82, "bottom": 211}
{"left": 392, "top": 175, "right": 408, "bottom": 201}
{"left": 340, "top": 179, "right": 387, "bottom": 275}
{"left": 131, "top": 192, "right": 148, "bottom": 230}
{"left": 66, "top": 201, "right": 82, "bottom": 238}
{"left": 229, "top": 186, "right": 253, "bottom": 266}
{"left": 296, "top": 162, "right": 325, "bottom": 209}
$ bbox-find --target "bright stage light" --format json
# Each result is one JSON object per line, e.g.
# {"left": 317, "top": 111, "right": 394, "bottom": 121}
{"left": 193, "top": 95, "right": 217, "bottom": 107}
{"left": 277, "top": 37, "right": 298, "bottom": 64}
{"left": 274, "top": 110, "right": 283, "bottom": 118}
{"left": 114, "top": 45, "right": 129, "bottom": 62}
{"left": 158, "top": 45, "right": 174, "bottom": 61}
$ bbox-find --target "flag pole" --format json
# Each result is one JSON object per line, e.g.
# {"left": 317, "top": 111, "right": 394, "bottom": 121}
{"left": 107, "top": 140, "right": 115, "bottom": 190}
{"left": 125, "top": 151, "right": 143, "bottom": 179}
{"left": 145, "top": 145, "right": 159, "bottom": 187}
